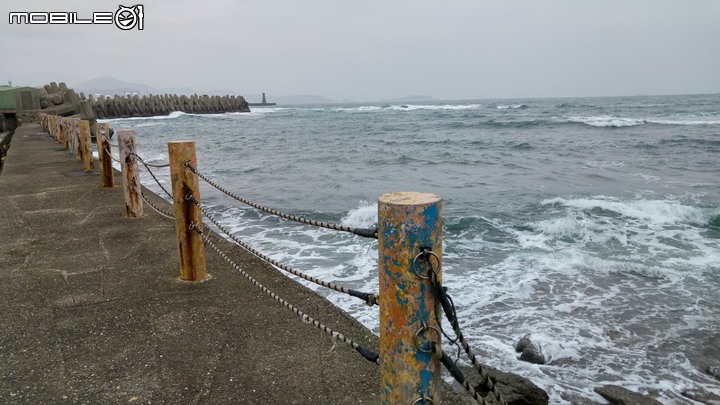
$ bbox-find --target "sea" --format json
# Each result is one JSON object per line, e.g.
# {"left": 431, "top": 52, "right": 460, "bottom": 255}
{"left": 102, "top": 93, "right": 720, "bottom": 404}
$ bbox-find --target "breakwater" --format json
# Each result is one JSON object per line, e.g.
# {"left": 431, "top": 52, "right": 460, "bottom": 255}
{"left": 25, "top": 81, "right": 249, "bottom": 123}
{"left": 87, "top": 93, "right": 250, "bottom": 119}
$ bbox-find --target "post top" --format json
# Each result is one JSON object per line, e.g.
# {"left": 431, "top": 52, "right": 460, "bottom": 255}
{"left": 167, "top": 140, "right": 196, "bottom": 144}
{"left": 378, "top": 191, "right": 441, "bottom": 206}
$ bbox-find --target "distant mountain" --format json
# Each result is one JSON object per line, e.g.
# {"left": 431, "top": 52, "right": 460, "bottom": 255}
{"left": 73, "top": 77, "right": 238, "bottom": 97}
{"left": 72, "top": 78, "right": 342, "bottom": 105}
{"left": 380, "top": 95, "right": 435, "bottom": 102}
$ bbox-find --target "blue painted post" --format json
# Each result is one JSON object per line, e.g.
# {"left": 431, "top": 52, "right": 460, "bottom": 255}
{"left": 378, "top": 192, "right": 442, "bottom": 404}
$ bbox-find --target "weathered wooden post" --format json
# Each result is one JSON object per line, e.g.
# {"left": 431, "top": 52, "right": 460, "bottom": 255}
{"left": 378, "top": 192, "right": 442, "bottom": 404}
{"left": 67, "top": 118, "right": 74, "bottom": 153}
{"left": 96, "top": 123, "right": 114, "bottom": 187}
{"left": 72, "top": 118, "right": 82, "bottom": 159}
{"left": 46, "top": 115, "right": 52, "bottom": 136}
{"left": 117, "top": 130, "right": 143, "bottom": 217}
{"left": 168, "top": 141, "right": 208, "bottom": 282}
{"left": 55, "top": 116, "right": 61, "bottom": 142}
{"left": 79, "top": 120, "right": 94, "bottom": 172}
{"left": 60, "top": 117, "right": 68, "bottom": 149}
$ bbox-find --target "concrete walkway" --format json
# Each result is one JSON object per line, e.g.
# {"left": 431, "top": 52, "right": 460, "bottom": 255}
{"left": 0, "top": 124, "right": 471, "bottom": 404}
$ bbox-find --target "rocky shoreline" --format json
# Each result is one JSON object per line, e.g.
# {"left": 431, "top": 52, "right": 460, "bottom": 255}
{"left": 511, "top": 333, "right": 720, "bottom": 404}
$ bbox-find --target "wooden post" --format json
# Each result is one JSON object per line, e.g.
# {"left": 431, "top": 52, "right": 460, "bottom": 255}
{"left": 168, "top": 141, "right": 208, "bottom": 282}
{"left": 67, "top": 118, "right": 74, "bottom": 154}
{"left": 96, "top": 123, "right": 114, "bottom": 187}
{"left": 56, "top": 116, "right": 61, "bottom": 142}
{"left": 378, "top": 192, "right": 442, "bottom": 404}
{"left": 79, "top": 120, "right": 94, "bottom": 172}
{"left": 46, "top": 115, "right": 52, "bottom": 136}
{"left": 60, "top": 117, "right": 68, "bottom": 149}
{"left": 117, "top": 130, "right": 143, "bottom": 217}
{"left": 72, "top": 118, "right": 81, "bottom": 159}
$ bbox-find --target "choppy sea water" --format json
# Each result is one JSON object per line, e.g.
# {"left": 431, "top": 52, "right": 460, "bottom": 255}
{"left": 104, "top": 94, "right": 720, "bottom": 403}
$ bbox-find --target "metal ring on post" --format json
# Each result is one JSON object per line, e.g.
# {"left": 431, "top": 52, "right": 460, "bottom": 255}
{"left": 188, "top": 221, "right": 198, "bottom": 232}
{"left": 411, "top": 395, "right": 434, "bottom": 405}
{"left": 412, "top": 250, "right": 441, "bottom": 280}
{"left": 414, "top": 322, "right": 441, "bottom": 353}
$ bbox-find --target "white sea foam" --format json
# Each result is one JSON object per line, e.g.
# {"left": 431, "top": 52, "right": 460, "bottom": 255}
{"left": 540, "top": 196, "right": 713, "bottom": 225}
{"left": 567, "top": 115, "right": 646, "bottom": 127}
{"left": 241, "top": 108, "right": 287, "bottom": 115}
{"left": 332, "top": 106, "right": 383, "bottom": 112}
{"left": 333, "top": 104, "right": 482, "bottom": 112}
{"left": 388, "top": 103, "right": 482, "bottom": 111}
{"left": 647, "top": 118, "right": 720, "bottom": 126}
{"left": 100, "top": 111, "right": 187, "bottom": 123}
{"left": 567, "top": 115, "right": 720, "bottom": 127}
{"left": 496, "top": 104, "right": 528, "bottom": 109}
{"left": 340, "top": 201, "right": 377, "bottom": 228}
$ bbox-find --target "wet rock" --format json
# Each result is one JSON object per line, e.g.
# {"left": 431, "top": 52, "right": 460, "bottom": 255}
{"left": 594, "top": 385, "right": 661, "bottom": 405}
{"left": 708, "top": 366, "right": 720, "bottom": 381}
{"left": 560, "top": 391, "right": 604, "bottom": 405}
{"left": 515, "top": 334, "right": 546, "bottom": 364}
{"left": 606, "top": 329, "right": 622, "bottom": 340}
{"left": 682, "top": 388, "right": 720, "bottom": 404}
{"left": 460, "top": 364, "right": 549, "bottom": 405}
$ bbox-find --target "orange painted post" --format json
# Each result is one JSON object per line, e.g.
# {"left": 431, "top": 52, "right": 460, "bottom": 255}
{"left": 79, "top": 120, "right": 94, "bottom": 172}
{"left": 96, "top": 123, "right": 114, "bottom": 187}
{"left": 117, "top": 130, "right": 143, "bottom": 217}
{"left": 167, "top": 140, "right": 208, "bottom": 282}
{"left": 378, "top": 192, "right": 442, "bottom": 404}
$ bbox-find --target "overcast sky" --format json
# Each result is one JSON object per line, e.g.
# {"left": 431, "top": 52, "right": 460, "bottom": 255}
{"left": 1, "top": 0, "right": 719, "bottom": 101}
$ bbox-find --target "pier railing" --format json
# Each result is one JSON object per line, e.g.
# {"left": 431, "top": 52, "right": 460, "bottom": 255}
{"left": 37, "top": 112, "right": 506, "bottom": 405}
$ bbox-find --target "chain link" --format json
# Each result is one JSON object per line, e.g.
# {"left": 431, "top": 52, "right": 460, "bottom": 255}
{"left": 131, "top": 152, "right": 171, "bottom": 168}
{"left": 184, "top": 162, "right": 378, "bottom": 239}
{"left": 190, "top": 199, "right": 379, "bottom": 306}
{"left": 431, "top": 342, "right": 487, "bottom": 405}
{"left": 140, "top": 191, "right": 175, "bottom": 220}
{"left": 419, "top": 249, "right": 507, "bottom": 405}
{"left": 134, "top": 155, "right": 173, "bottom": 199}
{"left": 104, "top": 140, "right": 121, "bottom": 163}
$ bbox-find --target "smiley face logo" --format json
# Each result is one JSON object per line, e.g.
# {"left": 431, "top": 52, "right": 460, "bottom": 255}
{"left": 114, "top": 5, "right": 144, "bottom": 30}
